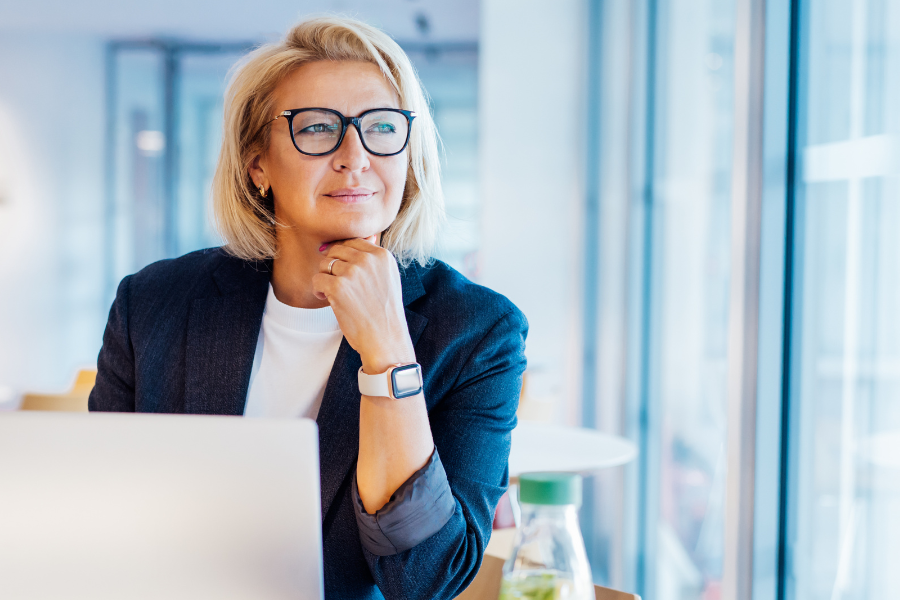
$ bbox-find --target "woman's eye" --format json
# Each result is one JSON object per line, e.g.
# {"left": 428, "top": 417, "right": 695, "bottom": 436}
{"left": 366, "top": 122, "right": 397, "bottom": 135}
{"left": 298, "top": 123, "right": 339, "bottom": 135}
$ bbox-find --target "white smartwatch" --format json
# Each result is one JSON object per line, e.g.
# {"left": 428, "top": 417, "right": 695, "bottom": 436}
{"left": 357, "top": 363, "right": 424, "bottom": 399}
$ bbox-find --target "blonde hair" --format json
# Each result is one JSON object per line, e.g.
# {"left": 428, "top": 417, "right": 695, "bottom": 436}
{"left": 212, "top": 16, "right": 444, "bottom": 266}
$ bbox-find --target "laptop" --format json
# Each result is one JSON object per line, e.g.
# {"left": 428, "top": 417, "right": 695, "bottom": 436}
{"left": 0, "top": 412, "right": 323, "bottom": 600}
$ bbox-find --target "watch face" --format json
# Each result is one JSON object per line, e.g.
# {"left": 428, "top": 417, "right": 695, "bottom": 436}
{"left": 391, "top": 364, "right": 423, "bottom": 399}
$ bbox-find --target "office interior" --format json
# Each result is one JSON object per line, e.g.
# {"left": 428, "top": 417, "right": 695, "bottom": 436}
{"left": 0, "top": 0, "right": 897, "bottom": 598}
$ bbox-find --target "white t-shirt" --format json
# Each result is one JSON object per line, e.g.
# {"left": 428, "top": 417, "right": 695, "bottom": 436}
{"left": 244, "top": 284, "right": 343, "bottom": 419}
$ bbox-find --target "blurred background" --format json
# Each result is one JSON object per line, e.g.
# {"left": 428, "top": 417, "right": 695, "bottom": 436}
{"left": 0, "top": 0, "right": 898, "bottom": 598}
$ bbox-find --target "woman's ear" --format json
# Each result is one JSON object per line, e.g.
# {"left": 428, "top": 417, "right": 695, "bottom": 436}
{"left": 248, "top": 153, "right": 269, "bottom": 190}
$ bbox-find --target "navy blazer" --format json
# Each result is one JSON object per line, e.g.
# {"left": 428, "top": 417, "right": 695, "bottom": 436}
{"left": 89, "top": 248, "right": 528, "bottom": 600}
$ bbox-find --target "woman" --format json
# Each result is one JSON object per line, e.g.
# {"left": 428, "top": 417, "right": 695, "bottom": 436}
{"left": 89, "top": 16, "right": 527, "bottom": 600}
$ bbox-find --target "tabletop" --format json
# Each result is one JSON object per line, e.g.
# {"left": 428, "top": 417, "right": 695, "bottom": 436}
{"left": 508, "top": 420, "right": 638, "bottom": 478}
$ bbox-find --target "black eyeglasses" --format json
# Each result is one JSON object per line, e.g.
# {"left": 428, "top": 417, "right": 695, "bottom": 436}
{"left": 264, "top": 107, "right": 416, "bottom": 157}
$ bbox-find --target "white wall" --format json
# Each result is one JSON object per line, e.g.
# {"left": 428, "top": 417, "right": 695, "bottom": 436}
{"left": 0, "top": 33, "right": 107, "bottom": 395}
{"left": 478, "top": 0, "right": 588, "bottom": 424}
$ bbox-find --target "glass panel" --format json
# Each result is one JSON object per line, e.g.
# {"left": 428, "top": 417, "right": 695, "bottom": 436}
{"left": 410, "top": 47, "right": 479, "bottom": 278}
{"left": 583, "top": 0, "right": 650, "bottom": 589}
{"left": 582, "top": 0, "right": 736, "bottom": 595}
{"left": 109, "top": 48, "right": 166, "bottom": 289}
{"left": 584, "top": 0, "right": 735, "bottom": 600}
{"left": 175, "top": 51, "right": 245, "bottom": 256}
{"left": 787, "top": 0, "right": 900, "bottom": 598}
{"left": 109, "top": 45, "right": 246, "bottom": 289}
{"left": 644, "top": 0, "right": 735, "bottom": 597}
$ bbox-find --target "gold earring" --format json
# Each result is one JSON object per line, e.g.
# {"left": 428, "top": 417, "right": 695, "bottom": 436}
{"left": 258, "top": 185, "right": 267, "bottom": 198}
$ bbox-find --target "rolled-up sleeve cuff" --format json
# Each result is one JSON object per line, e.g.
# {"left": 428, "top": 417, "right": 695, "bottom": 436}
{"left": 352, "top": 447, "right": 456, "bottom": 556}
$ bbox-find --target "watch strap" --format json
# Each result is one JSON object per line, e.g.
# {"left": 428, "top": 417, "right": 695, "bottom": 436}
{"left": 357, "top": 366, "right": 393, "bottom": 398}
{"left": 357, "top": 363, "right": 423, "bottom": 399}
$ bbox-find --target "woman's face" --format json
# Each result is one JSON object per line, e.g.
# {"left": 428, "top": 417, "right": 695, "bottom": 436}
{"left": 252, "top": 60, "right": 408, "bottom": 247}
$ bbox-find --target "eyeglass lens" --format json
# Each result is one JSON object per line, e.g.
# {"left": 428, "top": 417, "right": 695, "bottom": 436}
{"left": 290, "top": 110, "right": 410, "bottom": 155}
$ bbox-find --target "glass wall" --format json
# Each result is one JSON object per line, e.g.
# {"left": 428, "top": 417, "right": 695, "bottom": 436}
{"left": 586, "top": 0, "right": 736, "bottom": 596}
{"left": 107, "top": 43, "right": 248, "bottom": 297}
{"left": 406, "top": 45, "right": 480, "bottom": 277}
{"left": 786, "top": 0, "right": 900, "bottom": 597}
{"left": 588, "top": 0, "right": 900, "bottom": 595}
{"left": 175, "top": 51, "right": 247, "bottom": 257}
{"left": 108, "top": 47, "right": 167, "bottom": 294}
{"left": 643, "top": 0, "right": 735, "bottom": 597}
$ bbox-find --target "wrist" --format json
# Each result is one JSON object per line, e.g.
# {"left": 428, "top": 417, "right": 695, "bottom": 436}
{"left": 358, "top": 362, "right": 423, "bottom": 400}
{"left": 359, "top": 343, "right": 416, "bottom": 375}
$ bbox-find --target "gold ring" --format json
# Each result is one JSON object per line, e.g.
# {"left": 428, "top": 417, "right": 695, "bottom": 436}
{"left": 328, "top": 258, "right": 338, "bottom": 275}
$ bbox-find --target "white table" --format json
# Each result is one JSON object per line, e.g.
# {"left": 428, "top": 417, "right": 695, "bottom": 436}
{"left": 489, "top": 420, "right": 638, "bottom": 547}
{"left": 509, "top": 420, "right": 638, "bottom": 478}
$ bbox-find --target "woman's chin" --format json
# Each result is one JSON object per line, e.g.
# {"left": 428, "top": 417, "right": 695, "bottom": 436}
{"left": 322, "top": 220, "right": 388, "bottom": 243}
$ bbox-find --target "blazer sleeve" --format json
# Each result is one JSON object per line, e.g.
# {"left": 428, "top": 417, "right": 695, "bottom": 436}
{"left": 361, "top": 306, "right": 528, "bottom": 600}
{"left": 352, "top": 446, "right": 456, "bottom": 556}
{"left": 88, "top": 276, "right": 137, "bottom": 412}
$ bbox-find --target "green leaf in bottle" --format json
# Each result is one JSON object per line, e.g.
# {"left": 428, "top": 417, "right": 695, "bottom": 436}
{"left": 498, "top": 571, "right": 559, "bottom": 600}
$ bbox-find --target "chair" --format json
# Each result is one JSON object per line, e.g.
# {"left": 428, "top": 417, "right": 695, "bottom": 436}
{"left": 19, "top": 369, "right": 96, "bottom": 412}
{"left": 455, "top": 554, "right": 641, "bottom": 600}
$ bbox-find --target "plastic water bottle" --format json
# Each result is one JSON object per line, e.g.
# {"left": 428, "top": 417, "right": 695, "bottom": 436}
{"left": 499, "top": 473, "right": 593, "bottom": 600}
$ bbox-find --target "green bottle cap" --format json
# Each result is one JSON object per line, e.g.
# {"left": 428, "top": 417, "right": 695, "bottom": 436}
{"left": 518, "top": 472, "right": 583, "bottom": 506}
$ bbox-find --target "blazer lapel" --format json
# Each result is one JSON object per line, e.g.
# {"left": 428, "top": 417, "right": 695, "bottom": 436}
{"left": 317, "top": 261, "right": 429, "bottom": 522}
{"left": 183, "top": 257, "right": 270, "bottom": 415}
{"left": 315, "top": 338, "right": 362, "bottom": 522}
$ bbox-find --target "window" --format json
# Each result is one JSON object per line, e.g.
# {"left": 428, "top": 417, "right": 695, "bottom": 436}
{"left": 584, "top": 0, "right": 736, "bottom": 596}
{"left": 106, "top": 42, "right": 249, "bottom": 296}
{"left": 785, "top": 0, "right": 900, "bottom": 597}
{"left": 584, "top": 0, "right": 900, "bottom": 597}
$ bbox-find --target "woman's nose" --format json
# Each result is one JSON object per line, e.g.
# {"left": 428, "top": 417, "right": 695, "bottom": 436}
{"left": 332, "top": 125, "right": 370, "bottom": 172}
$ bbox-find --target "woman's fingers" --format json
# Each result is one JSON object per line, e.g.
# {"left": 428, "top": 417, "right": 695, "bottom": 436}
{"left": 320, "top": 242, "right": 366, "bottom": 268}
{"left": 336, "top": 236, "right": 382, "bottom": 254}
{"left": 318, "top": 236, "right": 389, "bottom": 276}
{"left": 317, "top": 245, "right": 357, "bottom": 276}
{"left": 321, "top": 242, "right": 359, "bottom": 259}
{"left": 311, "top": 271, "right": 341, "bottom": 301}
{"left": 318, "top": 256, "right": 345, "bottom": 277}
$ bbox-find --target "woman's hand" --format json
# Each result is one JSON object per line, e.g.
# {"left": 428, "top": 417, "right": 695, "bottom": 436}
{"left": 312, "top": 236, "right": 416, "bottom": 375}
{"left": 314, "top": 236, "right": 432, "bottom": 515}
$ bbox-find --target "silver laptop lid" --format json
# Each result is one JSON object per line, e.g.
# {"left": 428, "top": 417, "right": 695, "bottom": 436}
{"left": 0, "top": 412, "right": 323, "bottom": 600}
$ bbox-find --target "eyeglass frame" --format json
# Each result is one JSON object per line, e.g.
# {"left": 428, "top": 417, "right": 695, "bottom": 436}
{"left": 262, "top": 107, "right": 417, "bottom": 157}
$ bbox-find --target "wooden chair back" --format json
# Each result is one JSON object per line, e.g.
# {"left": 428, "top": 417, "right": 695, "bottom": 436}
{"left": 19, "top": 369, "right": 96, "bottom": 412}
{"left": 455, "top": 555, "right": 641, "bottom": 600}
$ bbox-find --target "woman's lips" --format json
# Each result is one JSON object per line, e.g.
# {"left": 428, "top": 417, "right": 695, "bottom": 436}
{"left": 323, "top": 188, "right": 375, "bottom": 203}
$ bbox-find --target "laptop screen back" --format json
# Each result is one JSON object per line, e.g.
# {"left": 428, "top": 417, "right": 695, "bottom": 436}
{"left": 0, "top": 412, "right": 323, "bottom": 600}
